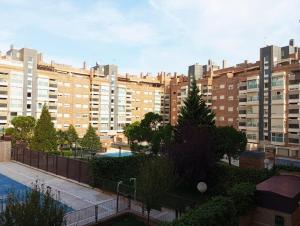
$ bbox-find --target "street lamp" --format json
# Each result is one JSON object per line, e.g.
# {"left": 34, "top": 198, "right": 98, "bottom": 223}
{"left": 197, "top": 182, "right": 207, "bottom": 194}
{"left": 130, "top": 177, "right": 136, "bottom": 201}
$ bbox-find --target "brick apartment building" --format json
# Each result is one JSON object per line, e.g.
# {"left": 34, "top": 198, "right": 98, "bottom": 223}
{"left": 169, "top": 39, "right": 300, "bottom": 159}
{"left": 1, "top": 39, "right": 300, "bottom": 157}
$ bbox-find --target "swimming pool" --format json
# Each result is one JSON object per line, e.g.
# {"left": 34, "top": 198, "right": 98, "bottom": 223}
{"left": 100, "top": 151, "right": 133, "bottom": 157}
{"left": 0, "top": 173, "right": 73, "bottom": 212}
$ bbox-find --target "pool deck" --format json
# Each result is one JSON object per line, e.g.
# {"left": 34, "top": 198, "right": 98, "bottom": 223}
{"left": 0, "top": 162, "right": 114, "bottom": 210}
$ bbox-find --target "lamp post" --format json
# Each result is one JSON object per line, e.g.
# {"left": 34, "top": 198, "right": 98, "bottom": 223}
{"left": 130, "top": 177, "right": 136, "bottom": 201}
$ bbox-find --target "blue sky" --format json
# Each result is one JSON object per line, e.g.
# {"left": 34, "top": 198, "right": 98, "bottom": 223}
{"left": 0, "top": 0, "right": 300, "bottom": 74}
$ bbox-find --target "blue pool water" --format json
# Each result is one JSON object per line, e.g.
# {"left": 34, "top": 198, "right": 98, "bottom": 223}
{"left": 101, "top": 151, "right": 133, "bottom": 157}
{"left": 0, "top": 173, "right": 73, "bottom": 212}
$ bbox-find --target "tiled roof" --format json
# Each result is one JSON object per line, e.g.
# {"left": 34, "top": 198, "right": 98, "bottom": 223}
{"left": 256, "top": 175, "right": 300, "bottom": 198}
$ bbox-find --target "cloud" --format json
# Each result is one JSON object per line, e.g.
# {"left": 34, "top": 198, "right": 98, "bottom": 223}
{"left": 0, "top": 0, "right": 300, "bottom": 74}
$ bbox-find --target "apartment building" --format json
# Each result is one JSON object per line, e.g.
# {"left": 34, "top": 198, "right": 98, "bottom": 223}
{"left": 170, "top": 39, "right": 300, "bottom": 159}
{"left": 0, "top": 45, "right": 172, "bottom": 145}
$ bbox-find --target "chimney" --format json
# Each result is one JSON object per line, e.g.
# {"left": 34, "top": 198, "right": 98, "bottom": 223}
{"left": 244, "top": 60, "right": 248, "bottom": 64}
{"left": 289, "top": 39, "right": 294, "bottom": 46}
{"left": 222, "top": 60, "right": 227, "bottom": 69}
{"left": 83, "top": 61, "right": 87, "bottom": 69}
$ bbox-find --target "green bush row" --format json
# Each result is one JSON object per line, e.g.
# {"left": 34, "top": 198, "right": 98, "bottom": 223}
{"left": 89, "top": 154, "right": 149, "bottom": 185}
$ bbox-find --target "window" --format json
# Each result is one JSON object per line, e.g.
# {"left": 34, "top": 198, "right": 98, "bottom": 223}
{"left": 219, "top": 106, "right": 224, "bottom": 110}
{"left": 275, "top": 215, "right": 284, "bottom": 226}
{"left": 228, "top": 107, "right": 233, "bottom": 112}
{"left": 247, "top": 79, "right": 258, "bottom": 89}
{"left": 272, "top": 133, "right": 284, "bottom": 143}
{"left": 219, "top": 116, "right": 224, "bottom": 121}
{"left": 228, "top": 96, "right": 233, "bottom": 100}
{"left": 219, "top": 84, "right": 225, "bottom": 89}
{"left": 220, "top": 95, "right": 224, "bottom": 100}
{"left": 228, "top": 84, "right": 234, "bottom": 90}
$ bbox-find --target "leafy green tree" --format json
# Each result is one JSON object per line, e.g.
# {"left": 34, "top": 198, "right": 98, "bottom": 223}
{"left": 66, "top": 125, "right": 79, "bottom": 148}
{"left": 216, "top": 126, "right": 247, "bottom": 165}
{"left": 138, "top": 157, "right": 173, "bottom": 224}
{"left": 124, "top": 121, "right": 142, "bottom": 151}
{"left": 31, "top": 105, "right": 57, "bottom": 152}
{"left": 8, "top": 116, "right": 36, "bottom": 147}
{"left": 80, "top": 124, "right": 101, "bottom": 152}
{"left": 124, "top": 113, "right": 173, "bottom": 155}
{"left": 0, "top": 182, "right": 66, "bottom": 226}
{"left": 56, "top": 129, "right": 68, "bottom": 151}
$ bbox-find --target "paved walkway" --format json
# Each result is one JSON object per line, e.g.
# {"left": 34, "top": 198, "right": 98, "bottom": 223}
{"left": 0, "top": 162, "right": 113, "bottom": 210}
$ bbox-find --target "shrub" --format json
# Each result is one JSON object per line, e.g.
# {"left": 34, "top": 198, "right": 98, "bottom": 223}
{"left": 206, "top": 163, "right": 275, "bottom": 195}
{"left": 89, "top": 154, "right": 149, "bottom": 185}
{"left": 227, "top": 183, "right": 256, "bottom": 216}
{"left": 165, "top": 196, "right": 237, "bottom": 226}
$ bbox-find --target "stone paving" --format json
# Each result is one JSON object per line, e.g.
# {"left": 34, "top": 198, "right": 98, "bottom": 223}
{"left": 0, "top": 162, "right": 113, "bottom": 210}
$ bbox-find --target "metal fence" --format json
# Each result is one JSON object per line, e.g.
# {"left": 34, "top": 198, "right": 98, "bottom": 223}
{"left": 11, "top": 146, "right": 91, "bottom": 184}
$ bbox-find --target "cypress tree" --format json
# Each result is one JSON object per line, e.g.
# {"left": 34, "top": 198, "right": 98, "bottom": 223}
{"left": 80, "top": 124, "right": 101, "bottom": 152}
{"left": 178, "top": 81, "right": 215, "bottom": 128}
{"left": 31, "top": 105, "right": 57, "bottom": 152}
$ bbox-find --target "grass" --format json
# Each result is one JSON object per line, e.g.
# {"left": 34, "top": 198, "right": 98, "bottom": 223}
{"left": 99, "top": 214, "right": 146, "bottom": 226}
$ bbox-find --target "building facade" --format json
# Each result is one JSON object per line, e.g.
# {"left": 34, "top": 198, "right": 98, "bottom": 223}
{"left": 170, "top": 39, "right": 300, "bottom": 159}
{"left": 0, "top": 46, "right": 171, "bottom": 146}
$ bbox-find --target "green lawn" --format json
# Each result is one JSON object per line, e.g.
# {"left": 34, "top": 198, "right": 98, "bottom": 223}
{"left": 102, "top": 214, "right": 146, "bottom": 226}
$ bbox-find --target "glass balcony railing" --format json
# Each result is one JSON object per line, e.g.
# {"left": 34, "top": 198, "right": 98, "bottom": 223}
{"left": 272, "top": 95, "right": 283, "bottom": 100}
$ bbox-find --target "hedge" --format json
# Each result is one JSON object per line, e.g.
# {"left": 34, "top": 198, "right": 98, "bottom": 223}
{"left": 206, "top": 163, "right": 276, "bottom": 195}
{"left": 89, "top": 154, "right": 149, "bottom": 186}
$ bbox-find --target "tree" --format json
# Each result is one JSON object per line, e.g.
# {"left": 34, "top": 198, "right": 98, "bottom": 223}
{"left": 216, "top": 126, "right": 247, "bottom": 165}
{"left": 124, "top": 113, "right": 173, "bottom": 155}
{"left": 176, "top": 81, "right": 215, "bottom": 141}
{"left": 66, "top": 125, "right": 79, "bottom": 148}
{"left": 169, "top": 123, "right": 215, "bottom": 187}
{"left": 0, "top": 182, "right": 66, "bottom": 226}
{"left": 80, "top": 124, "right": 101, "bottom": 152}
{"left": 169, "top": 81, "right": 216, "bottom": 186}
{"left": 138, "top": 157, "right": 173, "bottom": 225}
{"left": 56, "top": 129, "right": 68, "bottom": 151}
{"left": 31, "top": 105, "right": 57, "bottom": 152}
{"left": 124, "top": 121, "right": 142, "bottom": 151}
{"left": 9, "top": 116, "right": 36, "bottom": 147}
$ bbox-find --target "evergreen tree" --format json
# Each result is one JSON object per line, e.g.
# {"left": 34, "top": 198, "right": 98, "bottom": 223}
{"left": 80, "top": 124, "right": 101, "bottom": 152}
{"left": 31, "top": 105, "right": 57, "bottom": 152}
{"left": 177, "top": 81, "right": 215, "bottom": 129}
{"left": 66, "top": 125, "right": 79, "bottom": 148}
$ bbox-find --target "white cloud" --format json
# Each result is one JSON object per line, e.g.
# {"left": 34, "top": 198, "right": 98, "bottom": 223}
{"left": 0, "top": 0, "right": 300, "bottom": 74}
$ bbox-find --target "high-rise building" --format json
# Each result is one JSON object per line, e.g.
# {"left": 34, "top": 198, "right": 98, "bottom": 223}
{"left": 0, "top": 46, "right": 173, "bottom": 146}
{"left": 170, "top": 39, "right": 300, "bottom": 159}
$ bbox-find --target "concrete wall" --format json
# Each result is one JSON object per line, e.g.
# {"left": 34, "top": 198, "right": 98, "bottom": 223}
{"left": 0, "top": 141, "right": 11, "bottom": 162}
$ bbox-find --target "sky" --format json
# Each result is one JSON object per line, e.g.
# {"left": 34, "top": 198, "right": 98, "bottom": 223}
{"left": 0, "top": 0, "right": 299, "bottom": 75}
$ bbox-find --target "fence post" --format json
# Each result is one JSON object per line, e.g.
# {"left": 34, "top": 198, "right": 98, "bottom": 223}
{"left": 78, "top": 161, "right": 81, "bottom": 182}
{"left": 37, "top": 151, "right": 40, "bottom": 168}
{"left": 66, "top": 158, "right": 69, "bottom": 178}
{"left": 46, "top": 153, "right": 48, "bottom": 171}
{"left": 55, "top": 155, "right": 58, "bottom": 175}
{"left": 116, "top": 193, "right": 119, "bottom": 213}
{"left": 29, "top": 149, "right": 32, "bottom": 166}
{"left": 22, "top": 147, "right": 24, "bottom": 163}
{"left": 95, "top": 205, "right": 98, "bottom": 223}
